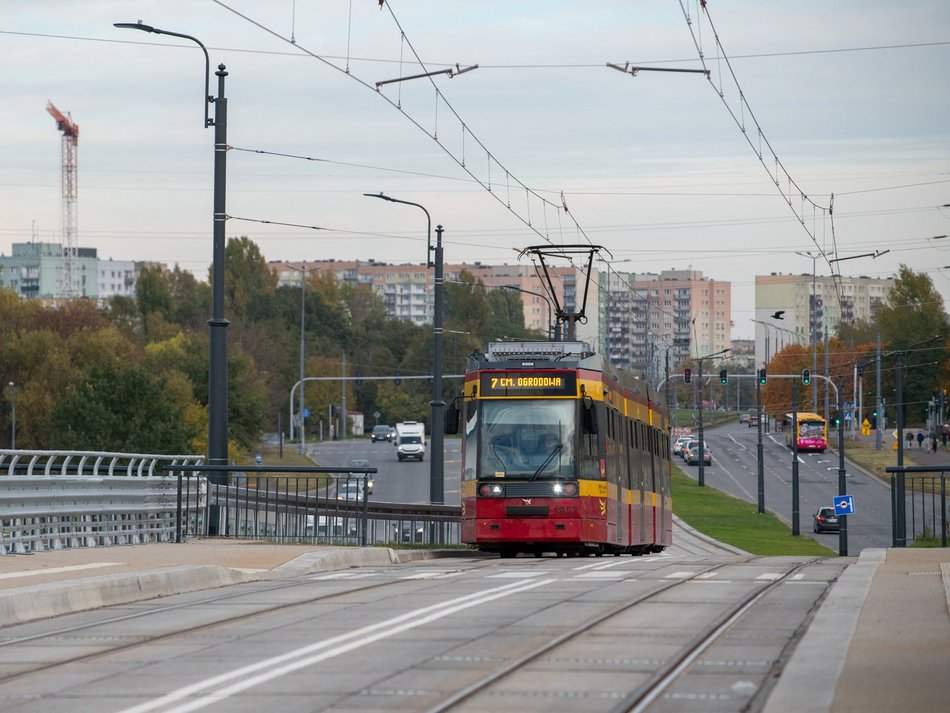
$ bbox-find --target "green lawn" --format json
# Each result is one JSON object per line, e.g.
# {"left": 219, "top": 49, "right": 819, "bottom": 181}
{"left": 672, "top": 465, "right": 836, "bottom": 556}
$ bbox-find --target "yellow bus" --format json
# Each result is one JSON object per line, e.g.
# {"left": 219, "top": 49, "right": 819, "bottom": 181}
{"left": 783, "top": 411, "right": 827, "bottom": 452}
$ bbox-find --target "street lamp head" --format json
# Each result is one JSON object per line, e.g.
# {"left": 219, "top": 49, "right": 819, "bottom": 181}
{"left": 114, "top": 21, "right": 157, "bottom": 33}
{"left": 114, "top": 21, "right": 213, "bottom": 128}
{"left": 363, "top": 192, "right": 395, "bottom": 203}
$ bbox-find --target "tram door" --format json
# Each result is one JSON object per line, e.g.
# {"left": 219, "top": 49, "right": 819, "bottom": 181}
{"left": 637, "top": 422, "right": 649, "bottom": 544}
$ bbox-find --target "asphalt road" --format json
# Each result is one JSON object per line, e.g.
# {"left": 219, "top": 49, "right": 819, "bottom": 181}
{"left": 312, "top": 437, "right": 463, "bottom": 507}
{"left": 680, "top": 421, "right": 894, "bottom": 553}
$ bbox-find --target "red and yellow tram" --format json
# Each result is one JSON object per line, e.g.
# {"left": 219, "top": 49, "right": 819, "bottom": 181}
{"left": 448, "top": 340, "right": 672, "bottom": 557}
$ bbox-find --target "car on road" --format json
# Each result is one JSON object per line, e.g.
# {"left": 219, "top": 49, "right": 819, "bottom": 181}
{"left": 673, "top": 436, "right": 691, "bottom": 456}
{"left": 371, "top": 424, "right": 395, "bottom": 442}
{"left": 813, "top": 506, "right": 839, "bottom": 533}
{"left": 739, "top": 413, "right": 750, "bottom": 424}
{"left": 347, "top": 459, "right": 374, "bottom": 494}
{"left": 748, "top": 415, "right": 759, "bottom": 427}
{"left": 337, "top": 480, "right": 366, "bottom": 501}
{"left": 685, "top": 444, "right": 712, "bottom": 466}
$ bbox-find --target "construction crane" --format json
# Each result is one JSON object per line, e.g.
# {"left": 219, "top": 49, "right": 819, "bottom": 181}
{"left": 46, "top": 101, "right": 80, "bottom": 299}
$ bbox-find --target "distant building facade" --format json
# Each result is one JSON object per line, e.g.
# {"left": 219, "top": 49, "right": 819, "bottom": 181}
{"left": 753, "top": 273, "right": 893, "bottom": 367}
{"left": 97, "top": 258, "right": 138, "bottom": 300}
{"left": 599, "top": 269, "right": 732, "bottom": 384}
{"left": 269, "top": 259, "right": 597, "bottom": 343}
{"left": 0, "top": 242, "right": 98, "bottom": 299}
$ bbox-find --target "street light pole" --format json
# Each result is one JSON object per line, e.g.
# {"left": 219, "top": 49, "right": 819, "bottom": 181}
{"left": 285, "top": 264, "right": 310, "bottom": 454}
{"left": 696, "top": 347, "right": 730, "bottom": 486}
{"left": 115, "top": 21, "right": 230, "bottom": 483}
{"left": 364, "top": 193, "right": 444, "bottom": 504}
{"left": 795, "top": 250, "right": 819, "bottom": 411}
{"left": 7, "top": 382, "right": 14, "bottom": 450}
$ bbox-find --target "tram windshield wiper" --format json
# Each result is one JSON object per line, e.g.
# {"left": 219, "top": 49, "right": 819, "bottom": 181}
{"left": 530, "top": 443, "right": 562, "bottom": 480}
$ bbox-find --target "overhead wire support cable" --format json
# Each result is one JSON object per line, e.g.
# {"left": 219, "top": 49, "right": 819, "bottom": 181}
{"left": 211, "top": 0, "right": 596, "bottom": 252}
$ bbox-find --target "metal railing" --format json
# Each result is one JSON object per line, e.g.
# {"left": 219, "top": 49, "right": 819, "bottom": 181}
{"left": 887, "top": 465, "right": 949, "bottom": 547}
{"left": 0, "top": 450, "right": 206, "bottom": 555}
{"left": 0, "top": 451, "right": 463, "bottom": 554}
{"left": 172, "top": 465, "right": 461, "bottom": 547}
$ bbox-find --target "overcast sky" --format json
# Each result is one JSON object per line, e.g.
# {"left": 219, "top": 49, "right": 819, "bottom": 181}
{"left": 2, "top": 0, "right": 948, "bottom": 339}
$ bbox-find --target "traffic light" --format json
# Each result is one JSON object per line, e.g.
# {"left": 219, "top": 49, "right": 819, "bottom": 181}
{"left": 831, "top": 413, "right": 841, "bottom": 427}
{"left": 719, "top": 369, "right": 727, "bottom": 385}
{"left": 758, "top": 368, "right": 767, "bottom": 385}
{"left": 802, "top": 368, "right": 810, "bottom": 385}
{"left": 684, "top": 368, "right": 691, "bottom": 384}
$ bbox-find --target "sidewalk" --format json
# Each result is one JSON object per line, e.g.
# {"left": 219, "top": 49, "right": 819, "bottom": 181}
{"left": 764, "top": 547, "right": 950, "bottom": 713}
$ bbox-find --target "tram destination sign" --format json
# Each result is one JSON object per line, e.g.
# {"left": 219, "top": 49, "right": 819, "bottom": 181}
{"left": 479, "top": 370, "right": 577, "bottom": 398}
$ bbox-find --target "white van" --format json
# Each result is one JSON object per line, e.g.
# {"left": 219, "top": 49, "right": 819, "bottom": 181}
{"left": 394, "top": 421, "right": 426, "bottom": 462}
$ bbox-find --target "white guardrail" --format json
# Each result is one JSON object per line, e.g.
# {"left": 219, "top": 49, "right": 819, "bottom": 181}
{"left": 0, "top": 450, "right": 205, "bottom": 555}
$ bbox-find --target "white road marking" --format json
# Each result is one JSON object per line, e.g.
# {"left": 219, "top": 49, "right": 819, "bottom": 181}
{"left": 574, "top": 572, "right": 633, "bottom": 580}
{"left": 664, "top": 571, "right": 697, "bottom": 579}
{"left": 755, "top": 573, "right": 783, "bottom": 581}
{"left": 696, "top": 571, "right": 719, "bottom": 579}
{"left": 400, "top": 570, "right": 464, "bottom": 580}
{"left": 310, "top": 572, "right": 377, "bottom": 581}
{"left": 116, "top": 577, "right": 556, "bottom": 713}
{"left": 0, "top": 562, "right": 120, "bottom": 580}
{"left": 486, "top": 570, "right": 552, "bottom": 578}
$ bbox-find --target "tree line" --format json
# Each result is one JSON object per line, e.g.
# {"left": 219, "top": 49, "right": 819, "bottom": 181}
{"left": 0, "top": 237, "right": 536, "bottom": 459}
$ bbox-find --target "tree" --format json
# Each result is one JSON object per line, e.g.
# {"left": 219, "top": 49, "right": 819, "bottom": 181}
{"left": 135, "top": 264, "right": 172, "bottom": 339}
{"left": 875, "top": 265, "right": 950, "bottom": 424}
{"left": 49, "top": 359, "right": 194, "bottom": 453}
{"left": 223, "top": 236, "right": 277, "bottom": 320}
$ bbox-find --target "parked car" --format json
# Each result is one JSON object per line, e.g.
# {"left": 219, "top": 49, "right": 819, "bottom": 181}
{"left": 748, "top": 416, "right": 759, "bottom": 427}
{"left": 371, "top": 424, "right": 394, "bottom": 442}
{"left": 685, "top": 444, "right": 712, "bottom": 466}
{"left": 739, "top": 413, "right": 750, "bottom": 424}
{"left": 813, "top": 506, "right": 839, "bottom": 533}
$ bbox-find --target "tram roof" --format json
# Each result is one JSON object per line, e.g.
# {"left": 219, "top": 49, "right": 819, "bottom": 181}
{"left": 469, "top": 341, "right": 600, "bottom": 370}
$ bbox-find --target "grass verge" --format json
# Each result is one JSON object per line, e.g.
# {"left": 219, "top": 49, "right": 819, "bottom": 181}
{"left": 672, "top": 465, "right": 836, "bottom": 556}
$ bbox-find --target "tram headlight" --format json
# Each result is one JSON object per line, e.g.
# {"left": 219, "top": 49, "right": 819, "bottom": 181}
{"left": 478, "top": 483, "right": 504, "bottom": 497}
{"left": 552, "top": 482, "right": 577, "bottom": 496}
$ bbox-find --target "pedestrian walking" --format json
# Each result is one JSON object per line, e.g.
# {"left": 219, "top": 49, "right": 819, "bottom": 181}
{"left": 942, "top": 429, "right": 948, "bottom": 450}
{"left": 906, "top": 431, "right": 914, "bottom": 449}
{"left": 916, "top": 431, "right": 924, "bottom": 449}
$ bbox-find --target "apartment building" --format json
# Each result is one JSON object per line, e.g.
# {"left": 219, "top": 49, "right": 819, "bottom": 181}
{"left": 599, "top": 269, "right": 732, "bottom": 382}
{"left": 0, "top": 242, "right": 99, "bottom": 299}
{"left": 269, "top": 259, "right": 595, "bottom": 341}
{"left": 753, "top": 272, "right": 893, "bottom": 367}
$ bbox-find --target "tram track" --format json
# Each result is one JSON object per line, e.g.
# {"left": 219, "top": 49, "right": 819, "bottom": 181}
{"left": 425, "top": 557, "right": 827, "bottom": 713}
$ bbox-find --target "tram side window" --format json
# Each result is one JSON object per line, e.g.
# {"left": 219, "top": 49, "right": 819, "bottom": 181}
{"left": 578, "top": 403, "right": 602, "bottom": 479}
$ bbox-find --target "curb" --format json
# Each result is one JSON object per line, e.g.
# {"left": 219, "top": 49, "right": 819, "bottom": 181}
{"left": 0, "top": 564, "right": 254, "bottom": 628}
{"left": 762, "top": 548, "right": 885, "bottom": 713}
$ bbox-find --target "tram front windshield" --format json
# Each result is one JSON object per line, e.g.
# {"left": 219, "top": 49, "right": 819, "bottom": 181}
{"left": 478, "top": 400, "right": 575, "bottom": 479}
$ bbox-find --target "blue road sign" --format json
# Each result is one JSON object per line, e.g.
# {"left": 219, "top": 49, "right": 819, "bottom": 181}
{"left": 303, "top": 408, "right": 311, "bottom": 418}
{"left": 834, "top": 495, "right": 855, "bottom": 516}
{"left": 255, "top": 453, "right": 262, "bottom": 465}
